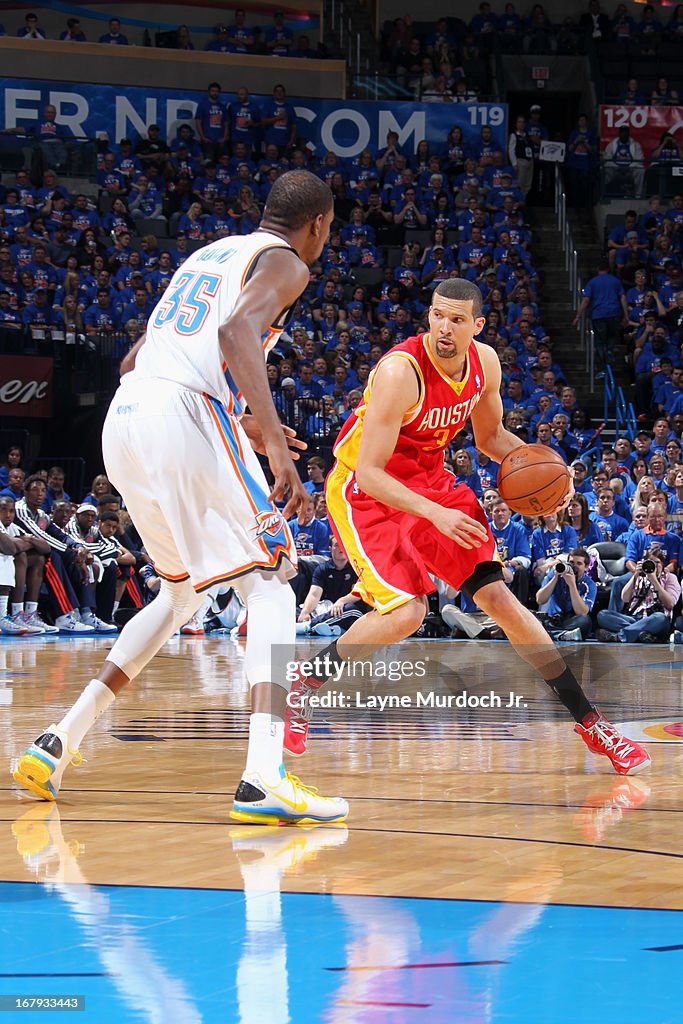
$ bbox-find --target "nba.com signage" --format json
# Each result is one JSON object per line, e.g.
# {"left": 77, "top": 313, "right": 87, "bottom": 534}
{"left": 0, "top": 357, "right": 53, "bottom": 418}
{"left": 0, "top": 78, "right": 508, "bottom": 156}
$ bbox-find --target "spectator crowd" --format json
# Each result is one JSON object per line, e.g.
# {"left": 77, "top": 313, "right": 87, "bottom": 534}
{"left": 6, "top": 425, "right": 683, "bottom": 646}
{"left": 0, "top": 6, "right": 682, "bottom": 643}
{"left": 0, "top": 11, "right": 324, "bottom": 59}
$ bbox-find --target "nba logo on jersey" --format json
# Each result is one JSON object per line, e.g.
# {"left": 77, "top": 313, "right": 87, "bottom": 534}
{"left": 252, "top": 510, "right": 286, "bottom": 538}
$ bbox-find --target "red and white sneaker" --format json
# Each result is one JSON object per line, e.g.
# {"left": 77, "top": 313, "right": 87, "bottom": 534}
{"left": 574, "top": 778, "right": 651, "bottom": 842}
{"left": 284, "top": 665, "right": 323, "bottom": 757}
{"left": 180, "top": 612, "right": 204, "bottom": 636}
{"left": 575, "top": 709, "right": 652, "bottom": 775}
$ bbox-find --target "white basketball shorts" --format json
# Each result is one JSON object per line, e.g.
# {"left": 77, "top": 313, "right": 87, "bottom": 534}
{"left": 0, "top": 552, "right": 15, "bottom": 588}
{"left": 102, "top": 378, "right": 297, "bottom": 592}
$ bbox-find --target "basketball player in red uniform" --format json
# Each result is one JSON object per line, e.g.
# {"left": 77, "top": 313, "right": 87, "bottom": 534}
{"left": 286, "top": 279, "right": 650, "bottom": 777}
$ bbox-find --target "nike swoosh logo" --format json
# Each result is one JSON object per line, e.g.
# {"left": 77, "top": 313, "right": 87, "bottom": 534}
{"left": 274, "top": 789, "right": 308, "bottom": 813}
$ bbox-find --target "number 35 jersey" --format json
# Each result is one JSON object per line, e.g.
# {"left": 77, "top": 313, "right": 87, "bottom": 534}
{"left": 131, "top": 231, "right": 296, "bottom": 413}
{"left": 333, "top": 332, "right": 488, "bottom": 490}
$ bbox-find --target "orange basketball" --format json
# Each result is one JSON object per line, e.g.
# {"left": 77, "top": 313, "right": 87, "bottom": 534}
{"left": 497, "top": 444, "right": 572, "bottom": 516}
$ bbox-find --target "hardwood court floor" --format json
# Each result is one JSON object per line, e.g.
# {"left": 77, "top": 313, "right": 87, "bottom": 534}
{"left": 0, "top": 635, "right": 681, "bottom": 1023}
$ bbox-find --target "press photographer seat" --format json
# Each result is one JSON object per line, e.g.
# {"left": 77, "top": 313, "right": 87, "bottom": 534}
{"left": 587, "top": 541, "right": 627, "bottom": 612}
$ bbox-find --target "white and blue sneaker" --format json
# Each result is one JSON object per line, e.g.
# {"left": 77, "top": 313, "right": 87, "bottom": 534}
{"left": 230, "top": 765, "right": 349, "bottom": 825}
{"left": 79, "top": 610, "right": 117, "bottom": 633}
{"left": 1, "top": 615, "right": 27, "bottom": 636}
{"left": 23, "top": 611, "right": 59, "bottom": 634}
{"left": 310, "top": 621, "right": 342, "bottom": 638}
{"left": 55, "top": 612, "right": 95, "bottom": 634}
{"left": 13, "top": 724, "right": 83, "bottom": 801}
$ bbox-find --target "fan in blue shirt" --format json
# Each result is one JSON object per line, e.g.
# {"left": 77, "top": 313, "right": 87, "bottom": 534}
{"left": 452, "top": 450, "right": 483, "bottom": 498}
{"left": 195, "top": 84, "right": 229, "bottom": 151}
{"left": 625, "top": 509, "right": 679, "bottom": 569}
{"left": 264, "top": 12, "right": 293, "bottom": 56}
{"left": 22, "top": 289, "right": 55, "bottom": 327}
{"left": 531, "top": 515, "right": 578, "bottom": 585}
{"left": 590, "top": 487, "right": 630, "bottom": 540}
{"left": 288, "top": 499, "right": 330, "bottom": 556}
{"left": 489, "top": 499, "right": 532, "bottom": 603}
{"left": 99, "top": 18, "right": 128, "bottom": 44}
{"left": 537, "top": 552, "right": 597, "bottom": 638}
{"left": 228, "top": 13, "right": 256, "bottom": 52}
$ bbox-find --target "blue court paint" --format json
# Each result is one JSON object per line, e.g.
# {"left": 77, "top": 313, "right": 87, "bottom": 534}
{"left": 0, "top": 880, "right": 680, "bottom": 1023}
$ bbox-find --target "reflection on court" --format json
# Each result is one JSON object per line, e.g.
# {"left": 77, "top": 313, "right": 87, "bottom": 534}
{"left": 1, "top": 636, "right": 682, "bottom": 1022}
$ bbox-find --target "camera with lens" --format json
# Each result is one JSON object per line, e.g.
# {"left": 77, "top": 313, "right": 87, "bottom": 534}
{"left": 555, "top": 562, "right": 572, "bottom": 575}
{"left": 641, "top": 558, "right": 657, "bottom": 575}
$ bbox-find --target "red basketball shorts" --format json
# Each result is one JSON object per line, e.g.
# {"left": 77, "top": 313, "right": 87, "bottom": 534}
{"left": 326, "top": 461, "right": 497, "bottom": 614}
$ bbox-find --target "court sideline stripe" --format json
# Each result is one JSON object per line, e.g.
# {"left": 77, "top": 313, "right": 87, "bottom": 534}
{"left": 0, "top": 877, "right": 681, "bottom": 915}
{"left": 0, "top": 791, "right": 678, "bottom": 813}
{"left": 326, "top": 959, "right": 507, "bottom": 971}
{"left": 1, "top": 818, "right": 681, "bottom": 860}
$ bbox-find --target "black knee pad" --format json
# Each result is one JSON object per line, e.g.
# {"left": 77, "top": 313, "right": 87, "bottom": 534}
{"left": 460, "top": 561, "right": 505, "bottom": 601}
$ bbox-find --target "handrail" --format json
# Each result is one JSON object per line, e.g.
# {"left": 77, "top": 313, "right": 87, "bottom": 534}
{"left": 617, "top": 388, "right": 626, "bottom": 436}
{"left": 603, "top": 364, "right": 637, "bottom": 441}
{"left": 578, "top": 441, "right": 603, "bottom": 466}
{"left": 627, "top": 402, "right": 637, "bottom": 439}
{"left": 603, "top": 364, "right": 615, "bottom": 428}
{"left": 554, "top": 164, "right": 586, "bottom": 361}
{"left": 616, "top": 387, "right": 637, "bottom": 440}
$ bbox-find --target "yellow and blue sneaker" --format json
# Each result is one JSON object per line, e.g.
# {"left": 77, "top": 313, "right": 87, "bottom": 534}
{"left": 230, "top": 823, "right": 348, "bottom": 874}
{"left": 11, "top": 803, "right": 81, "bottom": 882}
{"left": 230, "top": 765, "right": 349, "bottom": 825}
{"left": 12, "top": 725, "right": 83, "bottom": 801}
{"left": 12, "top": 804, "right": 85, "bottom": 887}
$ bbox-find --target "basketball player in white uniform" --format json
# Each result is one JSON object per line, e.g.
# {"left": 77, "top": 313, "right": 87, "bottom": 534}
{"left": 0, "top": 497, "right": 35, "bottom": 635}
{"left": 14, "top": 171, "right": 348, "bottom": 825}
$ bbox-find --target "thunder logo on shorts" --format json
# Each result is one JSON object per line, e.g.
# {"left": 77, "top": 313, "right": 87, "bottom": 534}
{"left": 252, "top": 510, "right": 287, "bottom": 539}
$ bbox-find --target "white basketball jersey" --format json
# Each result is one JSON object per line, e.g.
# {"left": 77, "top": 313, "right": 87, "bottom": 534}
{"left": 131, "top": 231, "right": 296, "bottom": 412}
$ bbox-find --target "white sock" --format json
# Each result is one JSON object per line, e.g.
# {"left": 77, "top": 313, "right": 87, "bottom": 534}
{"left": 57, "top": 679, "right": 116, "bottom": 750}
{"left": 245, "top": 713, "right": 284, "bottom": 786}
{"left": 0, "top": 596, "right": 7, "bottom": 619}
{"left": 25, "top": 601, "right": 38, "bottom": 614}
{"left": 11, "top": 603, "right": 23, "bottom": 617}
{"left": 112, "top": 601, "right": 120, "bottom": 614}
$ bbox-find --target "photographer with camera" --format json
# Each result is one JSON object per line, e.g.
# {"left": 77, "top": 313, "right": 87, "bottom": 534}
{"left": 535, "top": 548, "right": 597, "bottom": 642}
{"left": 597, "top": 546, "right": 681, "bottom": 643}
{"left": 607, "top": 503, "right": 679, "bottom": 613}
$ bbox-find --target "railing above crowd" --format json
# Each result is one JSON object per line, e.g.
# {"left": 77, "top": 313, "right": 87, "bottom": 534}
{"left": 554, "top": 167, "right": 587, "bottom": 365}
{"left": 604, "top": 364, "right": 637, "bottom": 443}
{"left": 555, "top": 163, "right": 638, "bottom": 439}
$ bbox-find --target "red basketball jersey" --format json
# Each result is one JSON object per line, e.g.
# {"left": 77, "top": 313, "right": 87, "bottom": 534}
{"left": 333, "top": 333, "right": 488, "bottom": 488}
